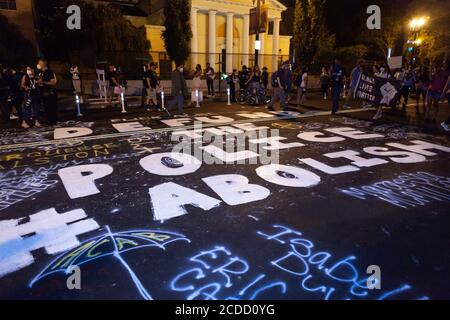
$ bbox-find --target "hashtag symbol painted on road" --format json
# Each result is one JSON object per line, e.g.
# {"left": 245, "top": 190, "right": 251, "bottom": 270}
{"left": 0, "top": 208, "right": 99, "bottom": 278}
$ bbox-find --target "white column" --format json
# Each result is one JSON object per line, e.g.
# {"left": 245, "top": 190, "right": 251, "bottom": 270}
{"left": 242, "top": 14, "right": 250, "bottom": 67}
{"left": 259, "top": 31, "right": 266, "bottom": 67}
{"left": 208, "top": 10, "right": 217, "bottom": 68}
{"left": 226, "top": 12, "right": 234, "bottom": 73}
{"left": 272, "top": 18, "right": 281, "bottom": 71}
{"left": 191, "top": 7, "right": 199, "bottom": 68}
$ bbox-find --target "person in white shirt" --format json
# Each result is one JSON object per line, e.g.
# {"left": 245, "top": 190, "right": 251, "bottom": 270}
{"left": 296, "top": 67, "right": 308, "bottom": 105}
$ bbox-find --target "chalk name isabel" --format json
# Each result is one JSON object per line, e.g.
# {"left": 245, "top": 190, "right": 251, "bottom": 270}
{"left": 54, "top": 124, "right": 450, "bottom": 222}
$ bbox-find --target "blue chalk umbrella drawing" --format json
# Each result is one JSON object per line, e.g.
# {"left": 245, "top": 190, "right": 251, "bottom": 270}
{"left": 29, "top": 225, "right": 191, "bottom": 300}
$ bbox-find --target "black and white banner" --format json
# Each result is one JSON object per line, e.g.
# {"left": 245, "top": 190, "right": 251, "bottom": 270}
{"left": 354, "top": 73, "right": 402, "bottom": 106}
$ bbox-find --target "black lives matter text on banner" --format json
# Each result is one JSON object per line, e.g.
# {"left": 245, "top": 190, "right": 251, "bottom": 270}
{"left": 354, "top": 73, "right": 402, "bottom": 107}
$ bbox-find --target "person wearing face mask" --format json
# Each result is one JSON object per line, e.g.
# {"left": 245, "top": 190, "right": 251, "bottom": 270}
{"left": 36, "top": 59, "right": 58, "bottom": 126}
{"left": 20, "top": 67, "right": 41, "bottom": 129}
{"left": 169, "top": 64, "right": 188, "bottom": 115}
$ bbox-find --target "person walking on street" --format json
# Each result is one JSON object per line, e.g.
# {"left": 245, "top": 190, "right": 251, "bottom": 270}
{"left": 296, "top": 67, "right": 308, "bottom": 105}
{"left": 330, "top": 59, "right": 345, "bottom": 115}
{"left": 36, "top": 59, "right": 58, "bottom": 126}
{"left": 426, "top": 61, "right": 450, "bottom": 121}
{"left": 343, "top": 60, "right": 364, "bottom": 109}
{"left": 320, "top": 67, "right": 330, "bottom": 99}
{"left": 20, "top": 66, "right": 41, "bottom": 129}
{"left": 415, "top": 65, "right": 429, "bottom": 108}
{"left": 169, "top": 65, "right": 188, "bottom": 115}
{"left": 373, "top": 63, "right": 393, "bottom": 120}
{"left": 267, "top": 61, "right": 290, "bottom": 111}
{"left": 191, "top": 64, "right": 203, "bottom": 108}
{"left": 205, "top": 63, "right": 215, "bottom": 97}
{"left": 397, "top": 65, "right": 416, "bottom": 110}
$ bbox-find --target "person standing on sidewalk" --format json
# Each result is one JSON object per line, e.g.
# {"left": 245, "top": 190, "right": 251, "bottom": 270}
{"left": 70, "top": 65, "right": 83, "bottom": 103}
{"left": 191, "top": 64, "right": 203, "bottom": 108}
{"left": 205, "top": 63, "right": 215, "bottom": 97}
{"left": 169, "top": 65, "right": 188, "bottom": 115}
{"left": 267, "top": 61, "right": 289, "bottom": 111}
{"left": 330, "top": 58, "right": 345, "bottom": 115}
{"left": 36, "top": 59, "right": 58, "bottom": 126}
{"left": 343, "top": 60, "right": 364, "bottom": 109}
{"left": 296, "top": 67, "right": 308, "bottom": 105}
{"left": 262, "top": 67, "right": 269, "bottom": 91}
{"left": 106, "top": 64, "right": 121, "bottom": 106}
{"left": 20, "top": 66, "right": 41, "bottom": 129}
{"left": 146, "top": 63, "right": 160, "bottom": 110}
{"left": 227, "top": 69, "right": 238, "bottom": 103}
{"left": 320, "top": 67, "right": 330, "bottom": 99}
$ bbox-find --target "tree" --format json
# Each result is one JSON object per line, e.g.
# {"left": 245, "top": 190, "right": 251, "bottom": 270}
{"left": 360, "top": 15, "right": 404, "bottom": 61}
{"left": 36, "top": 0, "right": 150, "bottom": 75}
{"left": 406, "top": 0, "right": 450, "bottom": 64}
{"left": 293, "top": 0, "right": 332, "bottom": 69}
{"left": 0, "top": 15, "right": 35, "bottom": 66}
{"left": 162, "top": 0, "right": 192, "bottom": 66}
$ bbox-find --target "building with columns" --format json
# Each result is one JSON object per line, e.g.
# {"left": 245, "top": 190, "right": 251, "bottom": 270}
{"left": 146, "top": 0, "right": 291, "bottom": 73}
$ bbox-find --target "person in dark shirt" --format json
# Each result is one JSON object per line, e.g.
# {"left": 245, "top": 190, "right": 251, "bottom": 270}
{"left": 262, "top": 67, "right": 269, "bottom": 90}
{"left": 226, "top": 69, "right": 238, "bottom": 102}
{"left": 0, "top": 66, "right": 11, "bottom": 122}
{"left": 36, "top": 59, "right": 58, "bottom": 125}
{"left": 145, "top": 63, "right": 159, "bottom": 110}
{"left": 267, "top": 61, "right": 290, "bottom": 111}
{"left": 20, "top": 66, "right": 41, "bottom": 128}
{"left": 107, "top": 64, "right": 121, "bottom": 105}
{"left": 320, "top": 67, "right": 330, "bottom": 99}
{"left": 205, "top": 63, "right": 215, "bottom": 96}
{"left": 238, "top": 65, "right": 250, "bottom": 90}
{"left": 330, "top": 58, "right": 345, "bottom": 115}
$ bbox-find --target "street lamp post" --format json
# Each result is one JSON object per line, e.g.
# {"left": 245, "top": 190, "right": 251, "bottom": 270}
{"left": 408, "top": 17, "right": 428, "bottom": 64}
{"left": 253, "top": 0, "right": 265, "bottom": 67}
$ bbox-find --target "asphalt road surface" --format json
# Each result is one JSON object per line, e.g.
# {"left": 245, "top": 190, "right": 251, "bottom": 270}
{"left": 0, "top": 102, "right": 449, "bottom": 300}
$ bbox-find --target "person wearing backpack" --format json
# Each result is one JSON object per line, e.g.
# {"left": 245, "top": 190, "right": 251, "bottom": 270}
{"left": 267, "top": 61, "right": 290, "bottom": 111}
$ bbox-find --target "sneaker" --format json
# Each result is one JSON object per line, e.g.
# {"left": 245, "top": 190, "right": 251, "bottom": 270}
{"left": 10, "top": 114, "right": 19, "bottom": 120}
{"left": 35, "top": 121, "right": 42, "bottom": 128}
{"left": 21, "top": 121, "right": 30, "bottom": 129}
{"left": 441, "top": 122, "right": 450, "bottom": 132}
{"left": 343, "top": 105, "right": 351, "bottom": 109}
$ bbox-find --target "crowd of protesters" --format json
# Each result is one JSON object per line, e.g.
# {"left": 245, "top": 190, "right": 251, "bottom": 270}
{"left": 1, "top": 58, "right": 449, "bottom": 132}
{"left": 0, "top": 59, "right": 58, "bottom": 129}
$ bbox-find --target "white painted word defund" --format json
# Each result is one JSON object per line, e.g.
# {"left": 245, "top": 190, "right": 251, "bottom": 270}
{"left": 56, "top": 126, "right": 450, "bottom": 222}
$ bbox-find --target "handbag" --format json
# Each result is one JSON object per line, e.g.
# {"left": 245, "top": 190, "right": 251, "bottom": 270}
{"left": 114, "top": 86, "right": 125, "bottom": 95}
